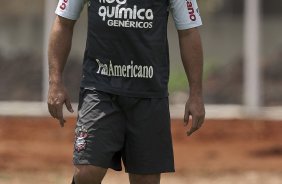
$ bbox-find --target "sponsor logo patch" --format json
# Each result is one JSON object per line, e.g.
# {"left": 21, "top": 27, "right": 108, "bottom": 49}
{"left": 74, "top": 126, "right": 88, "bottom": 152}
{"left": 95, "top": 59, "right": 154, "bottom": 79}
{"left": 59, "top": 0, "right": 69, "bottom": 10}
{"left": 97, "top": 0, "right": 154, "bottom": 29}
{"left": 186, "top": 0, "right": 196, "bottom": 21}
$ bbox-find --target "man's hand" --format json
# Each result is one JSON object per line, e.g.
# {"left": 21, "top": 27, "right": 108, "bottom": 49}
{"left": 48, "top": 83, "right": 74, "bottom": 127}
{"left": 184, "top": 95, "right": 205, "bottom": 136}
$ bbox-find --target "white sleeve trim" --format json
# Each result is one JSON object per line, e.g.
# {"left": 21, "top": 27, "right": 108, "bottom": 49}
{"left": 55, "top": 0, "right": 86, "bottom": 20}
{"left": 170, "top": 0, "right": 202, "bottom": 30}
{"left": 175, "top": 22, "right": 202, "bottom": 30}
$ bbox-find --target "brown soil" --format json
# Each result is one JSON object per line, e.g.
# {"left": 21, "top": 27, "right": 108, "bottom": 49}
{"left": 0, "top": 117, "right": 281, "bottom": 183}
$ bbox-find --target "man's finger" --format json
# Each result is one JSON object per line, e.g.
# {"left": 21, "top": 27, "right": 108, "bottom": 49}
{"left": 56, "top": 104, "right": 65, "bottom": 127}
{"left": 59, "top": 118, "right": 66, "bottom": 127}
{"left": 48, "top": 104, "right": 57, "bottom": 119}
{"left": 65, "top": 98, "right": 74, "bottom": 113}
{"left": 187, "top": 115, "right": 200, "bottom": 136}
{"left": 198, "top": 116, "right": 205, "bottom": 127}
{"left": 187, "top": 126, "right": 198, "bottom": 136}
{"left": 48, "top": 104, "right": 54, "bottom": 117}
{"left": 184, "top": 104, "right": 190, "bottom": 126}
{"left": 184, "top": 112, "right": 190, "bottom": 126}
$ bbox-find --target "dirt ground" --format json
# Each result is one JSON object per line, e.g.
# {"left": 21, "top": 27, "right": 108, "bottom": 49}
{"left": 0, "top": 117, "right": 281, "bottom": 184}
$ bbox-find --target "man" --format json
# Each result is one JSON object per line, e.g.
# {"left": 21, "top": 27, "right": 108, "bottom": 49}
{"left": 47, "top": 0, "right": 205, "bottom": 183}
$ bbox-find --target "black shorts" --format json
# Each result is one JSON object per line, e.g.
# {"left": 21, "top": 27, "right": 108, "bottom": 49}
{"left": 73, "top": 88, "right": 175, "bottom": 174}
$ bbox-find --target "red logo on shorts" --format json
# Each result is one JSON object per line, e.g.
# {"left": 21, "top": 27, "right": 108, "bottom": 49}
{"left": 74, "top": 126, "right": 88, "bottom": 152}
{"left": 186, "top": 0, "right": 196, "bottom": 21}
{"left": 60, "top": 0, "right": 69, "bottom": 10}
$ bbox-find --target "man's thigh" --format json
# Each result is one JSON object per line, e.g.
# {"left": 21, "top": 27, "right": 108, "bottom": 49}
{"left": 129, "top": 173, "right": 160, "bottom": 184}
{"left": 73, "top": 165, "right": 107, "bottom": 184}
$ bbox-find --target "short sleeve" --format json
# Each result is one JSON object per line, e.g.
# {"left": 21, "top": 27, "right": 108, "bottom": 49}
{"left": 169, "top": 0, "right": 202, "bottom": 30}
{"left": 55, "top": 0, "right": 86, "bottom": 20}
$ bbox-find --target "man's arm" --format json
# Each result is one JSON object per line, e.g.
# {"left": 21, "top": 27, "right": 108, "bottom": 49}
{"left": 178, "top": 28, "right": 205, "bottom": 136}
{"left": 47, "top": 16, "right": 75, "bottom": 127}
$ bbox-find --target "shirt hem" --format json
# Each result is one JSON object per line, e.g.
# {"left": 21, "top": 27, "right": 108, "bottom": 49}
{"left": 81, "top": 84, "right": 169, "bottom": 98}
{"left": 55, "top": 11, "right": 79, "bottom": 20}
{"left": 176, "top": 22, "right": 203, "bottom": 30}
